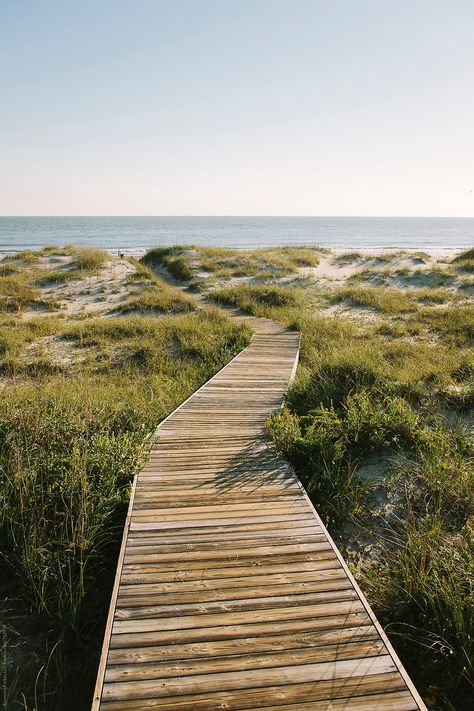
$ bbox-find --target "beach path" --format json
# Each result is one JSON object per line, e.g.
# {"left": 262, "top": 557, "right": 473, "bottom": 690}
{"left": 92, "top": 311, "right": 426, "bottom": 711}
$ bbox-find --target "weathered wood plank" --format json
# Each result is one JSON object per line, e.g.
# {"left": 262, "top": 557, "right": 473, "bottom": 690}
{"left": 104, "top": 639, "right": 387, "bottom": 683}
{"left": 99, "top": 672, "right": 410, "bottom": 710}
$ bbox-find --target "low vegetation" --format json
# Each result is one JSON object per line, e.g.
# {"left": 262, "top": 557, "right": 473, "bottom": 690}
{"left": 141, "top": 246, "right": 196, "bottom": 281}
{"left": 349, "top": 266, "right": 457, "bottom": 289}
{"left": 118, "top": 262, "right": 195, "bottom": 314}
{"left": 452, "top": 247, "right": 474, "bottom": 273}
{"left": 209, "top": 283, "right": 302, "bottom": 313}
{"left": 329, "top": 284, "right": 461, "bottom": 312}
{"left": 2, "top": 243, "right": 472, "bottom": 710}
{"left": 262, "top": 301, "right": 472, "bottom": 709}
{"left": 142, "top": 245, "right": 321, "bottom": 285}
{"left": 0, "top": 248, "right": 252, "bottom": 710}
{"left": 162, "top": 247, "right": 472, "bottom": 710}
{"left": 0, "top": 273, "right": 42, "bottom": 312}
{"left": 196, "top": 245, "right": 320, "bottom": 278}
{"left": 116, "top": 285, "right": 194, "bottom": 314}
{"left": 38, "top": 247, "right": 108, "bottom": 285}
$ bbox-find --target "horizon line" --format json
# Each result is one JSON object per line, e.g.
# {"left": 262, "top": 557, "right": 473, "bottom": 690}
{"left": 1, "top": 214, "right": 474, "bottom": 219}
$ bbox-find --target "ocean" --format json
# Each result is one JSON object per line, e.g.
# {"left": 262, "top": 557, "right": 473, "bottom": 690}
{"left": 0, "top": 216, "right": 472, "bottom": 255}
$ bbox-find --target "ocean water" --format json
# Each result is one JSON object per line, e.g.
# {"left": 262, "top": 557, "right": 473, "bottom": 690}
{"left": 0, "top": 216, "right": 472, "bottom": 255}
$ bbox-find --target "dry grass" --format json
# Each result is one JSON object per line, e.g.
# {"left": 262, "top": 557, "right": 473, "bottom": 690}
{"left": 207, "top": 262, "right": 473, "bottom": 708}
{"left": 452, "top": 248, "right": 474, "bottom": 274}
{"left": 0, "top": 248, "right": 253, "bottom": 710}
{"left": 0, "top": 274, "right": 41, "bottom": 312}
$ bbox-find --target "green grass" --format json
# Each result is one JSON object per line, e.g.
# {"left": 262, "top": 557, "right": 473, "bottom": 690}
{"left": 0, "top": 274, "right": 41, "bottom": 312}
{"left": 2, "top": 245, "right": 472, "bottom": 709}
{"left": 118, "top": 263, "right": 195, "bottom": 314}
{"left": 116, "top": 285, "right": 195, "bottom": 314}
{"left": 330, "top": 285, "right": 417, "bottom": 313}
{"left": 330, "top": 284, "right": 459, "bottom": 313}
{"left": 142, "top": 245, "right": 321, "bottom": 283}
{"left": 197, "top": 246, "right": 320, "bottom": 278}
{"left": 335, "top": 252, "right": 363, "bottom": 263}
{"left": 0, "top": 261, "right": 21, "bottom": 277}
{"left": 209, "top": 283, "right": 302, "bottom": 318}
{"left": 206, "top": 272, "right": 473, "bottom": 708}
{"left": 141, "top": 246, "right": 196, "bottom": 281}
{"left": 349, "top": 267, "right": 457, "bottom": 290}
{"left": 452, "top": 248, "right": 474, "bottom": 274}
{"left": 37, "top": 247, "right": 108, "bottom": 285}
{"left": 0, "top": 304, "right": 251, "bottom": 709}
{"left": 0, "top": 316, "right": 64, "bottom": 370}
{"left": 244, "top": 287, "right": 473, "bottom": 709}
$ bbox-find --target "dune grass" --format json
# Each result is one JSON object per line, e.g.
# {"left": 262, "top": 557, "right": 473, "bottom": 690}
{"left": 196, "top": 246, "right": 320, "bottom": 278}
{"left": 208, "top": 272, "right": 473, "bottom": 708}
{"left": 330, "top": 284, "right": 467, "bottom": 321}
{"left": 335, "top": 252, "right": 363, "bottom": 264}
{"left": 0, "top": 316, "right": 64, "bottom": 370}
{"left": 452, "top": 248, "right": 474, "bottom": 273}
{"left": 1, "top": 311, "right": 251, "bottom": 613}
{"left": 37, "top": 247, "right": 108, "bottom": 286}
{"left": 116, "top": 286, "right": 195, "bottom": 314}
{"left": 2, "top": 245, "right": 472, "bottom": 709}
{"left": 268, "top": 316, "right": 471, "bottom": 708}
{"left": 118, "top": 261, "right": 195, "bottom": 314}
{"left": 0, "top": 301, "right": 251, "bottom": 709}
{"left": 11, "top": 249, "right": 42, "bottom": 264}
{"left": 141, "top": 246, "right": 196, "bottom": 281}
{"left": 141, "top": 245, "right": 321, "bottom": 284}
{"left": 71, "top": 247, "right": 107, "bottom": 272}
{"left": 209, "top": 283, "right": 301, "bottom": 315}
{"left": 0, "top": 273, "right": 42, "bottom": 312}
{"left": 349, "top": 267, "right": 457, "bottom": 290}
{"left": 330, "top": 285, "right": 420, "bottom": 313}
{"left": 270, "top": 397, "right": 472, "bottom": 710}
{"left": 0, "top": 262, "right": 21, "bottom": 277}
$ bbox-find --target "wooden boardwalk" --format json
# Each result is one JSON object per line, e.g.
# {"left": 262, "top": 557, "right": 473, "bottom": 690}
{"left": 93, "top": 314, "right": 426, "bottom": 710}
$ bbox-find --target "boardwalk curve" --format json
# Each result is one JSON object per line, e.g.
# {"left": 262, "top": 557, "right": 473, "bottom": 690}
{"left": 92, "top": 313, "right": 426, "bottom": 710}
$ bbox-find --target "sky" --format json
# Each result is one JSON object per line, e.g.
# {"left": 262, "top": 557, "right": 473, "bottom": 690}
{"left": 0, "top": 0, "right": 473, "bottom": 216}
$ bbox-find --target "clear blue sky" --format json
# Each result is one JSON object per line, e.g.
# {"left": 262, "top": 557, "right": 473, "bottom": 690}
{"left": 1, "top": 0, "right": 473, "bottom": 216}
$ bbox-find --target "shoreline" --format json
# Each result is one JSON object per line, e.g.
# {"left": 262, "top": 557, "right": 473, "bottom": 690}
{"left": 0, "top": 245, "right": 466, "bottom": 260}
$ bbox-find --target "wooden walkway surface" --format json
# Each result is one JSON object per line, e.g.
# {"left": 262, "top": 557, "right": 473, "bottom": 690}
{"left": 93, "top": 314, "right": 426, "bottom": 710}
